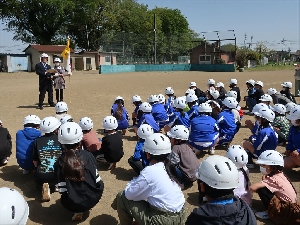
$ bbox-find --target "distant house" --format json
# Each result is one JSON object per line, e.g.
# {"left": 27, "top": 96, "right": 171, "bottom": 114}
{"left": 0, "top": 53, "right": 30, "bottom": 72}
{"left": 295, "top": 50, "right": 300, "bottom": 62}
{"left": 189, "top": 42, "right": 235, "bottom": 64}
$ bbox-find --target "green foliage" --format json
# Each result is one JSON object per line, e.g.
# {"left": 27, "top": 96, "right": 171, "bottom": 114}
{"left": 247, "top": 50, "right": 261, "bottom": 65}
{"left": 235, "top": 47, "right": 248, "bottom": 68}
{"left": 221, "top": 43, "right": 236, "bottom": 52}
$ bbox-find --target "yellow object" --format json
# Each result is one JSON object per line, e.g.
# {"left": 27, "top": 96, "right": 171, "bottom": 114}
{"left": 61, "top": 38, "right": 71, "bottom": 60}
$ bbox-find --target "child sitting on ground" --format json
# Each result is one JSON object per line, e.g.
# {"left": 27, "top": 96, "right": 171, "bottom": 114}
{"left": 206, "top": 100, "right": 221, "bottom": 120}
{"left": 32, "top": 116, "right": 62, "bottom": 202}
{"left": 148, "top": 95, "right": 169, "bottom": 129}
{"left": 16, "top": 115, "right": 42, "bottom": 174}
{"left": 186, "top": 94, "right": 199, "bottom": 120}
{"left": 128, "top": 124, "right": 154, "bottom": 175}
{"left": 54, "top": 101, "right": 71, "bottom": 121}
{"left": 250, "top": 150, "right": 299, "bottom": 224}
{"left": 243, "top": 108, "right": 278, "bottom": 169}
{"left": 226, "top": 145, "right": 252, "bottom": 206}
{"left": 271, "top": 104, "right": 290, "bottom": 145}
{"left": 60, "top": 115, "right": 73, "bottom": 124}
{"left": 167, "top": 125, "right": 199, "bottom": 189}
{"left": 222, "top": 97, "right": 241, "bottom": 134}
{"left": 78, "top": 117, "right": 102, "bottom": 156}
{"left": 134, "top": 102, "right": 160, "bottom": 133}
{"left": 0, "top": 119, "right": 12, "bottom": 165}
{"left": 215, "top": 82, "right": 227, "bottom": 100}
{"left": 111, "top": 96, "right": 129, "bottom": 135}
{"left": 131, "top": 95, "right": 142, "bottom": 126}
{"left": 259, "top": 94, "right": 273, "bottom": 109}
{"left": 229, "top": 78, "right": 241, "bottom": 102}
{"left": 245, "top": 103, "right": 269, "bottom": 137}
{"left": 99, "top": 116, "right": 124, "bottom": 170}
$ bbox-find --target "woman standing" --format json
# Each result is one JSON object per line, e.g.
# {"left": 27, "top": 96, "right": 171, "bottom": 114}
{"left": 53, "top": 58, "right": 66, "bottom": 103}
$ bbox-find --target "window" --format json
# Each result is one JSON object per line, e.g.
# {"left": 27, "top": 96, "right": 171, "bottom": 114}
{"left": 199, "top": 55, "right": 211, "bottom": 64}
{"left": 86, "top": 58, "right": 91, "bottom": 64}
{"left": 105, "top": 56, "right": 111, "bottom": 63}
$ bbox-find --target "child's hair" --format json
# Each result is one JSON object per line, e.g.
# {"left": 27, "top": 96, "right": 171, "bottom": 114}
{"left": 240, "top": 167, "right": 250, "bottom": 189}
{"left": 62, "top": 143, "right": 84, "bottom": 182}
{"left": 259, "top": 118, "right": 270, "bottom": 128}
{"left": 201, "top": 181, "right": 234, "bottom": 200}
{"left": 268, "top": 165, "right": 297, "bottom": 194}
{"left": 176, "top": 108, "right": 185, "bottom": 117}
{"left": 174, "top": 139, "right": 188, "bottom": 145}
{"left": 133, "top": 101, "right": 142, "bottom": 106}
{"left": 24, "top": 123, "right": 39, "bottom": 128}
{"left": 187, "top": 100, "right": 197, "bottom": 108}
{"left": 199, "top": 112, "right": 211, "bottom": 116}
{"left": 114, "top": 101, "right": 124, "bottom": 121}
{"left": 56, "top": 111, "right": 67, "bottom": 115}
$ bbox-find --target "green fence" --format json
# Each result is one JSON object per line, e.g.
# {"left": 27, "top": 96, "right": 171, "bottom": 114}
{"left": 99, "top": 64, "right": 235, "bottom": 74}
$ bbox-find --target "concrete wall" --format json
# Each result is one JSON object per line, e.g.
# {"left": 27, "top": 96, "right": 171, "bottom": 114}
{"left": 99, "top": 64, "right": 235, "bottom": 74}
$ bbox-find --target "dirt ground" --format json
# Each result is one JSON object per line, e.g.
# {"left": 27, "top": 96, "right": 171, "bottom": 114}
{"left": 0, "top": 69, "right": 299, "bottom": 225}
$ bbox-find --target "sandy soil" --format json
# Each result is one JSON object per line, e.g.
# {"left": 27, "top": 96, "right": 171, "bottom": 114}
{"left": 0, "top": 69, "right": 299, "bottom": 225}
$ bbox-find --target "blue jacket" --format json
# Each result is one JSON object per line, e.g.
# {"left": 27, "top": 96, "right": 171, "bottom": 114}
{"left": 111, "top": 103, "right": 129, "bottom": 130}
{"left": 137, "top": 113, "right": 160, "bottom": 132}
{"left": 16, "top": 127, "right": 41, "bottom": 170}
{"left": 168, "top": 111, "right": 190, "bottom": 128}
{"left": 152, "top": 103, "right": 169, "bottom": 122}
{"left": 286, "top": 126, "right": 300, "bottom": 153}
{"left": 251, "top": 121, "right": 259, "bottom": 135}
{"left": 132, "top": 139, "right": 148, "bottom": 167}
{"left": 189, "top": 115, "right": 219, "bottom": 143}
{"left": 164, "top": 102, "right": 175, "bottom": 117}
{"left": 217, "top": 109, "right": 237, "bottom": 138}
{"left": 187, "top": 105, "right": 199, "bottom": 120}
{"left": 253, "top": 126, "right": 278, "bottom": 155}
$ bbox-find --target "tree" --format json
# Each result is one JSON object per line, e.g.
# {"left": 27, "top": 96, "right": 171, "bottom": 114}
{"left": 235, "top": 47, "right": 248, "bottom": 68}
{"left": 221, "top": 43, "right": 236, "bottom": 52}
{"left": 254, "top": 41, "right": 270, "bottom": 59}
{"left": 0, "top": 0, "right": 73, "bottom": 44}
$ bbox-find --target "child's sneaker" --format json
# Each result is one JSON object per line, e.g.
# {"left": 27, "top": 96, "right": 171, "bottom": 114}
{"left": 108, "top": 162, "right": 116, "bottom": 170}
{"left": 1, "top": 158, "right": 8, "bottom": 165}
{"left": 96, "top": 154, "right": 105, "bottom": 162}
{"left": 23, "top": 169, "right": 30, "bottom": 175}
{"left": 208, "top": 147, "right": 215, "bottom": 155}
{"left": 72, "top": 212, "right": 83, "bottom": 221}
{"left": 42, "top": 183, "right": 51, "bottom": 202}
{"left": 255, "top": 211, "right": 269, "bottom": 220}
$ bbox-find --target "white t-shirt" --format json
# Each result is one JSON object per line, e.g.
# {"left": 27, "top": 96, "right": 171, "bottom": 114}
{"left": 125, "top": 162, "right": 185, "bottom": 213}
{"left": 231, "top": 109, "right": 241, "bottom": 123}
{"left": 234, "top": 167, "right": 252, "bottom": 206}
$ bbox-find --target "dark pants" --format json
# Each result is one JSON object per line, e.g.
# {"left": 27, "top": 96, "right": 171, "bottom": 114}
{"left": 55, "top": 89, "right": 64, "bottom": 102}
{"left": 246, "top": 150, "right": 258, "bottom": 164}
{"left": 34, "top": 171, "right": 56, "bottom": 191}
{"left": 257, "top": 187, "right": 274, "bottom": 210}
{"left": 39, "top": 83, "right": 54, "bottom": 106}
{"left": 275, "top": 130, "right": 287, "bottom": 144}
{"left": 128, "top": 156, "right": 144, "bottom": 175}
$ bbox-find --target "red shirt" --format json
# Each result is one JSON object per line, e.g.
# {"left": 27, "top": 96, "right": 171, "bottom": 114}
{"left": 82, "top": 130, "right": 101, "bottom": 152}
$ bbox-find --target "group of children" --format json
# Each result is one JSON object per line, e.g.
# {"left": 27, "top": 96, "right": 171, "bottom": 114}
{"left": 1, "top": 78, "right": 300, "bottom": 224}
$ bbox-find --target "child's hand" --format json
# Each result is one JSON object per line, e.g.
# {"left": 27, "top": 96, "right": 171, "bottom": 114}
{"left": 245, "top": 120, "right": 253, "bottom": 126}
{"left": 290, "top": 150, "right": 299, "bottom": 159}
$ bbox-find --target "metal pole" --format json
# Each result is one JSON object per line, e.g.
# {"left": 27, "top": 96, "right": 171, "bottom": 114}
{"left": 154, "top": 13, "right": 157, "bottom": 64}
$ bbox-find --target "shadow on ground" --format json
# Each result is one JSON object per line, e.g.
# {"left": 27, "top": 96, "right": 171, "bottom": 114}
{"left": 90, "top": 214, "right": 118, "bottom": 225}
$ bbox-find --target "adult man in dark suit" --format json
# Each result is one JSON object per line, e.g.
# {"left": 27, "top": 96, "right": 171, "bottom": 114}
{"left": 35, "top": 53, "right": 55, "bottom": 110}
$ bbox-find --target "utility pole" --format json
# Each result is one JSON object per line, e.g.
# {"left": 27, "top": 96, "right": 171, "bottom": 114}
{"left": 86, "top": 24, "right": 89, "bottom": 50}
{"left": 154, "top": 13, "right": 157, "bottom": 64}
{"left": 244, "top": 33, "right": 247, "bottom": 46}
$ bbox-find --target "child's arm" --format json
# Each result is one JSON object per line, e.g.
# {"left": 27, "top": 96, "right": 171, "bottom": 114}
{"left": 252, "top": 130, "right": 268, "bottom": 151}
{"left": 132, "top": 142, "right": 143, "bottom": 161}
{"left": 249, "top": 181, "right": 266, "bottom": 192}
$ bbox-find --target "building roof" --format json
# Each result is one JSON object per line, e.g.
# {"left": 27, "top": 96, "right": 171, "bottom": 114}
{"left": 23, "top": 44, "right": 75, "bottom": 53}
{"left": 295, "top": 50, "right": 300, "bottom": 56}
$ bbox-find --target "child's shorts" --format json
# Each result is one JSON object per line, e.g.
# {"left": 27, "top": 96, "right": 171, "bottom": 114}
{"left": 218, "top": 134, "right": 234, "bottom": 145}
{"left": 188, "top": 139, "right": 218, "bottom": 151}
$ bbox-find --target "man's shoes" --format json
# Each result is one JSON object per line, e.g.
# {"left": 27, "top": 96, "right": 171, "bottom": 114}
{"left": 38, "top": 105, "right": 44, "bottom": 110}
{"left": 49, "top": 103, "right": 56, "bottom": 107}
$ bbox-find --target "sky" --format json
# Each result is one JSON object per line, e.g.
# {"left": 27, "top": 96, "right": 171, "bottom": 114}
{"left": 0, "top": 0, "right": 299, "bottom": 53}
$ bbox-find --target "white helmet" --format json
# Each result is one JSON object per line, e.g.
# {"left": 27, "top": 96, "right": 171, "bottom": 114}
{"left": 286, "top": 105, "right": 300, "bottom": 120}
{"left": 185, "top": 89, "right": 195, "bottom": 95}
{"left": 209, "top": 90, "right": 220, "bottom": 100}
{"left": 115, "top": 96, "right": 124, "bottom": 102}
{"left": 222, "top": 97, "right": 238, "bottom": 109}
{"left": 272, "top": 104, "right": 286, "bottom": 115}
{"left": 54, "top": 57, "right": 61, "bottom": 62}
{"left": 58, "top": 122, "right": 83, "bottom": 145}
{"left": 23, "top": 115, "right": 41, "bottom": 125}
{"left": 256, "top": 150, "right": 284, "bottom": 167}
{"left": 207, "top": 79, "right": 215, "bottom": 85}
{"left": 229, "top": 78, "right": 238, "bottom": 85}
{"left": 131, "top": 95, "right": 142, "bottom": 103}
{"left": 189, "top": 81, "right": 197, "bottom": 87}
{"left": 165, "top": 87, "right": 174, "bottom": 95}
{"left": 144, "top": 133, "right": 171, "bottom": 155}
{"left": 198, "top": 102, "right": 212, "bottom": 113}
{"left": 226, "top": 91, "right": 237, "bottom": 99}
{"left": 148, "top": 95, "right": 159, "bottom": 103}
{"left": 252, "top": 103, "right": 269, "bottom": 113}
{"left": 215, "top": 82, "right": 224, "bottom": 88}
{"left": 196, "top": 155, "right": 238, "bottom": 189}
{"left": 174, "top": 97, "right": 186, "bottom": 109}
{"left": 55, "top": 102, "right": 68, "bottom": 113}
{"left": 102, "top": 116, "right": 118, "bottom": 130}
{"left": 78, "top": 117, "right": 93, "bottom": 130}
{"left": 254, "top": 108, "right": 275, "bottom": 122}
{"left": 41, "top": 53, "right": 48, "bottom": 58}
{"left": 246, "top": 79, "right": 255, "bottom": 86}
{"left": 167, "top": 125, "right": 189, "bottom": 140}
{"left": 267, "top": 88, "right": 277, "bottom": 95}
{"left": 60, "top": 115, "right": 73, "bottom": 124}
{"left": 40, "top": 117, "right": 61, "bottom": 134}
{"left": 186, "top": 94, "right": 198, "bottom": 103}
{"left": 206, "top": 100, "right": 220, "bottom": 109}
{"left": 226, "top": 145, "right": 248, "bottom": 169}
{"left": 0, "top": 187, "right": 29, "bottom": 225}
{"left": 139, "top": 102, "right": 152, "bottom": 113}
{"left": 259, "top": 94, "right": 273, "bottom": 102}
{"left": 281, "top": 81, "right": 292, "bottom": 89}
{"left": 157, "top": 94, "right": 165, "bottom": 104}
{"left": 137, "top": 124, "right": 154, "bottom": 139}
{"left": 255, "top": 81, "right": 264, "bottom": 87}
{"left": 285, "top": 102, "right": 297, "bottom": 113}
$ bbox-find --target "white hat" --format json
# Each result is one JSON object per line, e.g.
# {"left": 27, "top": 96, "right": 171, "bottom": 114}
{"left": 267, "top": 88, "right": 277, "bottom": 95}
{"left": 58, "top": 122, "right": 83, "bottom": 145}
{"left": 139, "top": 102, "right": 152, "bottom": 113}
{"left": 144, "top": 133, "right": 171, "bottom": 155}
{"left": 256, "top": 150, "right": 284, "bottom": 167}
{"left": 165, "top": 87, "right": 174, "bottom": 95}
{"left": 102, "top": 116, "right": 118, "bottom": 130}
{"left": 198, "top": 102, "right": 212, "bottom": 112}
{"left": 281, "top": 82, "right": 292, "bottom": 89}
{"left": 55, "top": 102, "right": 68, "bottom": 113}
{"left": 137, "top": 124, "right": 154, "bottom": 139}
{"left": 131, "top": 95, "right": 142, "bottom": 103}
{"left": 286, "top": 105, "right": 300, "bottom": 120}
{"left": 190, "top": 82, "right": 197, "bottom": 87}
{"left": 54, "top": 58, "right": 61, "bottom": 62}
{"left": 285, "top": 102, "right": 297, "bottom": 113}
{"left": 254, "top": 108, "right": 275, "bottom": 122}
{"left": 207, "top": 79, "right": 215, "bottom": 85}
{"left": 246, "top": 79, "right": 255, "bottom": 86}
{"left": 229, "top": 78, "right": 238, "bottom": 85}
{"left": 226, "top": 145, "right": 248, "bottom": 169}
{"left": 255, "top": 81, "right": 264, "bottom": 87}
{"left": 23, "top": 115, "right": 41, "bottom": 125}
{"left": 40, "top": 117, "right": 61, "bottom": 134}
{"left": 174, "top": 97, "right": 186, "bottom": 109}
{"left": 41, "top": 53, "right": 48, "bottom": 58}
{"left": 215, "top": 82, "right": 224, "bottom": 88}
{"left": 185, "top": 89, "right": 195, "bottom": 95}
{"left": 259, "top": 94, "right": 273, "bottom": 102}
{"left": 78, "top": 117, "right": 94, "bottom": 130}
{"left": 167, "top": 125, "right": 189, "bottom": 140}
{"left": 272, "top": 104, "right": 286, "bottom": 115}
